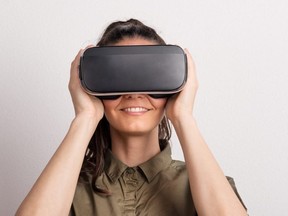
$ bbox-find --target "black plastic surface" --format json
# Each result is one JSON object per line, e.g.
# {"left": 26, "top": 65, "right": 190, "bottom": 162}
{"left": 79, "top": 45, "right": 187, "bottom": 96}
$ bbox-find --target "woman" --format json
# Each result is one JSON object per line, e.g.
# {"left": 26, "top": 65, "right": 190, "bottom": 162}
{"left": 16, "top": 19, "right": 247, "bottom": 216}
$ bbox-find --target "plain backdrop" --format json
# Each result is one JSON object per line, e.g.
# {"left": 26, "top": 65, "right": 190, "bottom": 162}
{"left": 1, "top": 0, "right": 287, "bottom": 215}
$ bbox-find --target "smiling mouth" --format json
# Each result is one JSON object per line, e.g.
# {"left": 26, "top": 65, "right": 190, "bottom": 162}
{"left": 121, "top": 107, "right": 150, "bottom": 113}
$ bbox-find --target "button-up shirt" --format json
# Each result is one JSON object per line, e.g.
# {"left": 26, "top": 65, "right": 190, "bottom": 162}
{"left": 70, "top": 145, "right": 245, "bottom": 215}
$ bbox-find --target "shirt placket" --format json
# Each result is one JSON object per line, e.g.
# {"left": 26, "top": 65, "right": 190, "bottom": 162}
{"left": 121, "top": 167, "right": 141, "bottom": 216}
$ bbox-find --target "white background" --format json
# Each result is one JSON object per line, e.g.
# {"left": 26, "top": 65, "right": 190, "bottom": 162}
{"left": 1, "top": 0, "right": 287, "bottom": 215}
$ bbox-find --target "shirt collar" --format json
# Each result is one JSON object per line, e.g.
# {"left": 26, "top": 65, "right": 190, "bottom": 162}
{"left": 104, "top": 144, "right": 172, "bottom": 183}
{"left": 104, "top": 150, "right": 128, "bottom": 183}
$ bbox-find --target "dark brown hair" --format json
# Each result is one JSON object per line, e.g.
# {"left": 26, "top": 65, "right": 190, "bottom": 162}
{"left": 80, "top": 19, "right": 171, "bottom": 194}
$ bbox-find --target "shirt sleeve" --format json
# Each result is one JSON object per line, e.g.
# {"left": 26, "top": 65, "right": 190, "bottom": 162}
{"left": 226, "top": 176, "right": 248, "bottom": 211}
{"left": 68, "top": 205, "right": 75, "bottom": 216}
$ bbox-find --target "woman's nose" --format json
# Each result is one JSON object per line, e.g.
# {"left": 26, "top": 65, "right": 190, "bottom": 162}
{"left": 123, "top": 94, "right": 146, "bottom": 99}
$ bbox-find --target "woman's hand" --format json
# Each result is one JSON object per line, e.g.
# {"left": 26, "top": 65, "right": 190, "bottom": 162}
{"left": 165, "top": 49, "right": 198, "bottom": 123}
{"left": 69, "top": 47, "right": 104, "bottom": 121}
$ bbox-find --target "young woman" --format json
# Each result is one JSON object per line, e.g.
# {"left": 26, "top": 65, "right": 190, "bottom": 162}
{"left": 16, "top": 19, "right": 247, "bottom": 216}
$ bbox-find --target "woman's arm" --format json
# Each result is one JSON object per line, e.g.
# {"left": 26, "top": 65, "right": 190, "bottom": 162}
{"left": 166, "top": 49, "right": 247, "bottom": 216}
{"left": 16, "top": 48, "right": 103, "bottom": 216}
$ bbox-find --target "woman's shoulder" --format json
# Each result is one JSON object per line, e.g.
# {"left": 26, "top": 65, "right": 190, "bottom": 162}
{"left": 170, "top": 159, "right": 187, "bottom": 170}
{"left": 158, "top": 159, "right": 189, "bottom": 181}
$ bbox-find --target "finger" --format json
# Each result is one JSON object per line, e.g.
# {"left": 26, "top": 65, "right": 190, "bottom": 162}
{"left": 71, "top": 45, "right": 95, "bottom": 72}
{"left": 84, "top": 44, "right": 95, "bottom": 50}
{"left": 69, "top": 49, "right": 85, "bottom": 92}
{"left": 71, "top": 51, "right": 82, "bottom": 79}
{"left": 184, "top": 48, "right": 198, "bottom": 88}
{"left": 71, "top": 49, "right": 83, "bottom": 73}
{"left": 69, "top": 45, "right": 97, "bottom": 93}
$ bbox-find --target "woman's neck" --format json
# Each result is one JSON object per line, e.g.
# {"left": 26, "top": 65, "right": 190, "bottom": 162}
{"left": 110, "top": 130, "right": 160, "bottom": 167}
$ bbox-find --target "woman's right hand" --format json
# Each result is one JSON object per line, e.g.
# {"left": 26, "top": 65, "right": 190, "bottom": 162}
{"left": 69, "top": 47, "right": 104, "bottom": 121}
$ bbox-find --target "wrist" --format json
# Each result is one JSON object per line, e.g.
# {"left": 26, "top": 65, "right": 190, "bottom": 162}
{"left": 169, "top": 111, "right": 195, "bottom": 126}
{"left": 75, "top": 110, "right": 103, "bottom": 122}
{"left": 170, "top": 113, "right": 198, "bottom": 135}
{"left": 72, "top": 113, "right": 101, "bottom": 132}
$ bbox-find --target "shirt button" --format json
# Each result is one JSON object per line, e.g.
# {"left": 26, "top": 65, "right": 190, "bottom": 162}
{"left": 126, "top": 168, "right": 135, "bottom": 174}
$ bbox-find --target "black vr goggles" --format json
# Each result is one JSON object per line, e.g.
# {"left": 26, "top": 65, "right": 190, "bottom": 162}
{"left": 79, "top": 45, "right": 187, "bottom": 99}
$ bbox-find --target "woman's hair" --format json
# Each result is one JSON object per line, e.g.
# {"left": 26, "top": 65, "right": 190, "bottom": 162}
{"left": 80, "top": 19, "right": 171, "bottom": 194}
{"left": 96, "top": 18, "right": 166, "bottom": 46}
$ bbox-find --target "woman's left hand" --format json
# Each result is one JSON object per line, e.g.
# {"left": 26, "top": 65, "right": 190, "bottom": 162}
{"left": 165, "top": 49, "right": 198, "bottom": 123}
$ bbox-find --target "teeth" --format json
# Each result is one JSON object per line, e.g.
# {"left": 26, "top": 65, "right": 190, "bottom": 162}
{"left": 124, "top": 107, "right": 148, "bottom": 112}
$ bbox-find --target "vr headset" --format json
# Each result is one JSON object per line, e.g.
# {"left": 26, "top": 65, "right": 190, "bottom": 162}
{"left": 79, "top": 45, "right": 187, "bottom": 99}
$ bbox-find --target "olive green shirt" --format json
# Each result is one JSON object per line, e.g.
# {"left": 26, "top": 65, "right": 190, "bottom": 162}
{"left": 70, "top": 145, "right": 245, "bottom": 216}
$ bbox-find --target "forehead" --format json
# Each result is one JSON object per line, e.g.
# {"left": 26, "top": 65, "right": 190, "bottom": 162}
{"left": 114, "top": 37, "right": 158, "bottom": 46}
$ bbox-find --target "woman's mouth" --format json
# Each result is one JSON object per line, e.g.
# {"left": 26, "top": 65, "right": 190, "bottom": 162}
{"left": 121, "top": 107, "right": 150, "bottom": 113}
